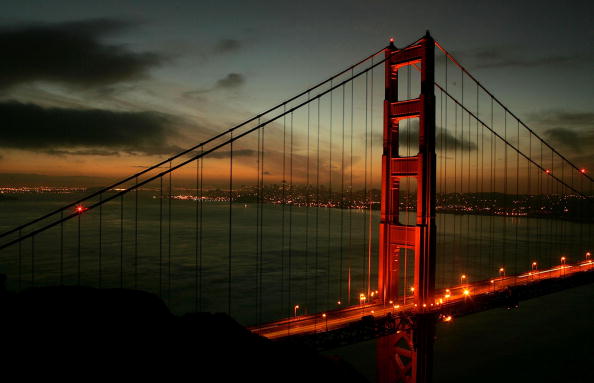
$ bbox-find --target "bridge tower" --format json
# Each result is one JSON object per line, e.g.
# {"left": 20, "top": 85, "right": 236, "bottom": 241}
{"left": 377, "top": 31, "right": 436, "bottom": 383}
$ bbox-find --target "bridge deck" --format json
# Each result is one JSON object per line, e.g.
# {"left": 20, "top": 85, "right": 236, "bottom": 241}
{"left": 250, "top": 261, "right": 594, "bottom": 342}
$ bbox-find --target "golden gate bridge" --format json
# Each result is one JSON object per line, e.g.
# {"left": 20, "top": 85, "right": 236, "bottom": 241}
{"left": 1, "top": 32, "right": 592, "bottom": 382}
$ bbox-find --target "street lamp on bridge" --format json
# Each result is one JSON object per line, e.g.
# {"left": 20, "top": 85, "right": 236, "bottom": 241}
{"left": 460, "top": 274, "right": 467, "bottom": 286}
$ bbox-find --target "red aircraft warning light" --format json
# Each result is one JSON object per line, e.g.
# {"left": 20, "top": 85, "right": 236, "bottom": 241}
{"left": 75, "top": 205, "right": 87, "bottom": 213}
{"left": 545, "top": 169, "right": 551, "bottom": 174}
{"left": 580, "top": 168, "right": 587, "bottom": 174}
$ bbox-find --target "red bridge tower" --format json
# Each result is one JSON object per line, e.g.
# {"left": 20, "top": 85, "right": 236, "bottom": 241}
{"left": 377, "top": 31, "right": 437, "bottom": 383}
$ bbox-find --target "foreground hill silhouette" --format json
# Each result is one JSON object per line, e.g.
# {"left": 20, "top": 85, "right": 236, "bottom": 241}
{"left": 0, "top": 275, "right": 366, "bottom": 382}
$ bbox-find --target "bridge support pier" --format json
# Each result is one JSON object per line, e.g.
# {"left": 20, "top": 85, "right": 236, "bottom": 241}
{"left": 377, "top": 313, "right": 436, "bottom": 383}
{"left": 377, "top": 31, "right": 436, "bottom": 383}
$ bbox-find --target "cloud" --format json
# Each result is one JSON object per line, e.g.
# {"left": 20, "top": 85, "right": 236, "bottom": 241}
{"left": 183, "top": 73, "right": 245, "bottom": 98}
{"left": 462, "top": 46, "right": 584, "bottom": 70}
{"left": 438, "top": 128, "right": 478, "bottom": 151}
{"left": 0, "top": 19, "right": 162, "bottom": 89}
{"left": 529, "top": 110, "right": 594, "bottom": 127}
{"left": 0, "top": 101, "right": 184, "bottom": 156}
{"left": 543, "top": 128, "right": 585, "bottom": 152}
{"left": 375, "top": 120, "right": 477, "bottom": 152}
{"left": 528, "top": 110, "right": 594, "bottom": 155}
{"left": 215, "top": 73, "right": 245, "bottom": 89}
{"left": 212, "top": 39, "right": 242, "bottom": 55}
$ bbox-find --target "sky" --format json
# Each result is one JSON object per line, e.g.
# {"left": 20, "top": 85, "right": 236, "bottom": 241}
{"left": 0, "top": 0, "right": 592, "bottom": 187}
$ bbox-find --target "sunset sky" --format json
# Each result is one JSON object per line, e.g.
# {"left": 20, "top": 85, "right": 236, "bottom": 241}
{"left": 0, "top": 0, "right": 592, "bottom": 187}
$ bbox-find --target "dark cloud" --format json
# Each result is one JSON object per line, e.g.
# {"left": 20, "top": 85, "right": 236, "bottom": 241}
{"left": 0, "top": 101, "right": 184, "bottom": 156}
{"left": 544, "top": 128, "right": 584, "bottom": 152}
{"left": 375, "top": 121, "right": 477, "bottom": 152}
{"left": 0, "top": 19, "right": 162, "bottom": 89}
{"left": 462, "top": 46, "right": 584, "bottom": 70}
{"left": 454, "top": 46, "right": 586, "bottom": 69}
{"left": 183, "top": 73, "right": 245, "bottom": 98}
{"left": 215, "top": 73, "right": 245, "bottom": 89}
{"left": 438, "top": 128, "right": 478, "bottom": 151}
{"left": 212, "top": 39, "right": 241, "bottom": 55}
{"left": 529, "top": 110, "right": 594, "bottom": 155}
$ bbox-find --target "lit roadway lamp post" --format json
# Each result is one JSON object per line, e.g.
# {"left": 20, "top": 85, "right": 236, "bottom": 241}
{"left": 586, "top": 251, "right": 591, "bottom": 261}
{"left": 497, "top": 268, "right": 505, "bottom": 289}
{"left": 359, "top": 293, "right": 366, "bottom": 315}
{"left": 404, "top": 287, "right": 414, "bottom": 305}
{"left": 460, "top": 274, "right": 467, "bottom": 286}
{"left": 561, "top": 257, "right": 566, "bottom": 277}
{"left": 359, "top": 293, "right": 366, "bottom": 305}
{"left": 322, "top": 313, "right": 328, "bottom": 331}
{"left": 531, "top": 262, "right": 538, "bottom": 280}
{"left": 294, "top": 305, "right": 299, "bottom": 318}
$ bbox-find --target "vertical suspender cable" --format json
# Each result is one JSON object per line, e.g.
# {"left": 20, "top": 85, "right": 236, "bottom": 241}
{"left": 168, "top": 162, "right": 172, "bottom": 302}
{"left": 259, "top": 123, "right": 265, "bottom": 324}
{"left": 99, "top": 194, "right": 102, "bottom": 288}
{"left": 490, "top": 98, "right": 495, "bottom": 274}
{"left": 135, "top": 176, "right": 138, "bottom": 289}
{"left": 315, "top": 98, "right": 321, "bottom": 314}
{"left": 288, "top": 111, "right": 294, "bottom": 317}
{"left": 363, "top": 71, "right": 368, "bottom": 297}
{"left": 503, "top": 110, "right": 508, "bottom": 272}
{"left": 255, "top": 121, "right": 261, "bottom": 323}
{"left": 159, "top": 176, "right": 163, "bottom": 297}
{"left": 228, "top": 131, "right": 233, "bottom": 315}
{"left": 349, "top": 71, "right": 354, "bottom": 304}
{"left": 281, "top": 106, "right": 286, "bottom": 315}
{"left": 367, "top": 58, "right": 374, "bottom": 297}
{"left": 339, "top": 83, "right": 345, "bottom": 303}
{"left": 453, "top": 99, "right": 458, "bottom": 279}
{"left": 527, "top": 132, "right": 532, "bottom": 273}
{"left": 199, "top": 147, "right": 204, "bottom": 311}
{"left": 195, "top": 156, "right": 200, "bottom": 312}
{"left": 476, "top": 84, "right": 481, "bottom": 277}
{"left": 305, "top": 95, "right": 311, "bottom": 310}
{"left": 549, "top": 150, "right": 553, "bottom": 267}
{"left": 515, "top": 120, "right": 520, "bottom": 278}
{"left": 460, "top": 70, "right": 466, "bottom": 275}
{"left": 328, "top": 80, "right": 333, "bottom": 308}
{"left": 77, "top": 212, "right": 81, "bottom": 285}
{"left": 120, "top": 193, "right": 124, "bottom": 288}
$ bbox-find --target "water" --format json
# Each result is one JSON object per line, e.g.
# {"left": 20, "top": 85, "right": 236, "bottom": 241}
{"left": 1, "top": 192, "right": 592, "bottom": 381}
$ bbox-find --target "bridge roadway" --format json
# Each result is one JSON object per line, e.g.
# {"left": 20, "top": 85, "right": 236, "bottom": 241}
{"left": 249, "top": 260, "right": 594, "bottom": 340}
